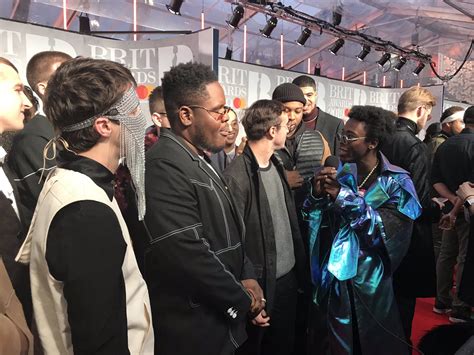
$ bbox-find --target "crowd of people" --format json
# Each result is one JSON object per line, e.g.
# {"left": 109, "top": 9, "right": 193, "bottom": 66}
{"left": 0, "top": 52, "right": 473, "bottom": 355}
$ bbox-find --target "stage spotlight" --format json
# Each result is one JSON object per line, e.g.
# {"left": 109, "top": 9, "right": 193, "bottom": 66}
{"left": 167, "top": 0, "right": 184, "bottom": 15}
{"left": 393, "top": 57, "right": 407, "bottom": 71}
{"left": 260, "top": 16, "right": 278, "bottom": 38}
{"left": 296, "top": 28, "right": 311, "bottom": 46}
{"left": 79, "top": 14, "right": 91, "bottom": 34}
{"left": 356, "top": 45, "right": 371, "bottom": 61}
{"left": 227, "top": 5, "right": 244, "bottom": 29}
{"left": 377, "top": 52, "right": 391, "bottom": 67}
{"left": 225, "top": 47, "right": 233, "bottom": 60}
{"left": 329, "top": 39, "right": 344, "bottom": 55}
{"left": 332, "top": 11, "right": 342, "bottom": 26}
{"left": 413, "top": 62, "right": 425, "bottom": 76}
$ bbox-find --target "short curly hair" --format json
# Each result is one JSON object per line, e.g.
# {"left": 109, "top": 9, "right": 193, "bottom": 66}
{"left": 348, "top": 105, "right": 396, "bottom": 147}
{"left": 242, "top": 99, "right": 285, "bottom": 141}
{"left": 161, "top": 62, "right": 217, "bottom": 127}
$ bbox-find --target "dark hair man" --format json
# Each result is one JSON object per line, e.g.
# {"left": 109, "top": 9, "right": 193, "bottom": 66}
{"left": 272, "top": 82, "right": 330, "bottom": 354}
{"left": 8, "top": 51, "right": 72, "bottom": 230}
{"left": 148, "top": 85, "right": 170, "bottom": 131}
{"left": 426, "top": 106, "right": 465, "bottom": 165}
{"left": 272, "top": 82, "right": 330, "bottom": 189}
{"left": 16, "top": 57, "right": 154, "bottom": 354}
{"left": 143, "top": 62, "right": 266, "bottom": 355}
{"left": 223, "top": 99, "right": 306, "bottom": 355}
{"left": 381, "top": 86, "right": 438, "bottom": 344}
{"left": 0, "top": 57, "right": 33, "bottom": 355}
{"left": 292, "top": 75, "right": 343, "bottom": 155}
{"left": 431, "top": 106, "right": 474, "bottom": 323}
{"left": 211, "top": 108, "right": 241, "bottom": 172}
{"left": 425, "top": 106, "right": 465, "bottom": 264}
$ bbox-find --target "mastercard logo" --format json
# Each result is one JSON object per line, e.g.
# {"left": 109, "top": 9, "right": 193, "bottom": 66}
{"left": 136, "top": 84, "right": 155, "bottom": 100}
{"left": 233, "top": 97, "right": 247, "bottom": 109}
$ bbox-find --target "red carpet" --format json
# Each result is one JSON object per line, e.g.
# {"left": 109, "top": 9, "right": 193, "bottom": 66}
{"left": 411, "top": 298, "right": 450, "bottom": 354}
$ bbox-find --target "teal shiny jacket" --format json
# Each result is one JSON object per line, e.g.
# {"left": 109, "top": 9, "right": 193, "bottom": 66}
{"left": 303, "top": 153, "right": 421, "bottom": 355}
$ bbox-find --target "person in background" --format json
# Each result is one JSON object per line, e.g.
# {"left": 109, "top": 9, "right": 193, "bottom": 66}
{"left": 305, "top": 105, "right": 420, "bottom": 355}
{"left": 143, "top": 62, "right": 266, "bottom": 355}
{"left": 211, "top": 107, "right": 241, "bottom": 172}
{"left": 292, "top": 75, "right": 343, "bottom": 156}
{"left": 149, "top": 85, "right": 170, "bottom": 136}
{"left": 432, "top": 106, "right": 474, "bottom": 323}
{"left": 455, "top": 181, "right": 474, "bottom": 308}
{"left": 224, "top": 100, "right": 306, "bottom": 355}
{"left": 7, "top": 51, "right": 71, "bottom": 231}
{"left": 381, "top": 86, "right": 438, "bottom": 343}
{"left": 16, "top": 57, "right": 154, "bottom": 354}
{"left": 426, "top": 106, "right": 465, "bottom": 166}
{"left": 423, "top": 122, "right": 441, "bottom": 144}
{"left": 22, "top": 86, "right": 38, "bottom": 122}
{"left": 0, "top": 57, "right": 34, "bottom": 355}
{"left": 425, "top": 106, "right": 465, "bottom": 263}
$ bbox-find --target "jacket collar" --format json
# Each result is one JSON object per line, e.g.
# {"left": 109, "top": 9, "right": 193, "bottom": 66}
{"left": 58, "top": 151, "right": 115, "bottom": 200}
{"left": 461, "top": 127, "right": 474, "bottom": 135}
{"left": 397, "top": 117, "right": 419, "bottom": 134}
{"left": 379, "top": 152, "right": 408, "bottom": 175}
{"left": 161, "top": 130, "right": 246, "bottom": 237}
{"left": 242, "top": 144, "right": 282, "bottom": 173}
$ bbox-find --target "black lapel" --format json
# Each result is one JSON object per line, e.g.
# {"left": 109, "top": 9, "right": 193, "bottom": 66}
{"left": 2, "top": 163, "right": 25, "bottom": 227}
{"left": 164, "top": 132, "right": 246, "bottom": 237}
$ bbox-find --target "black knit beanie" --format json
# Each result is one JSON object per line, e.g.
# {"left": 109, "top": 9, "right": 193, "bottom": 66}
{"left": 272, "top": 83, "right": 306, "bottom": 105}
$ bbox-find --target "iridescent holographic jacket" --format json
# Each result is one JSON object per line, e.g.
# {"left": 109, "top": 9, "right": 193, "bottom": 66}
{"left": 303, "top": 153, "right": 421, "bottom": 355}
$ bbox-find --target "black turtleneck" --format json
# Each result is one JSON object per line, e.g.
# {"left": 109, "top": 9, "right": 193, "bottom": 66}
{"left": 46, "top": 154, "right": 130, "bottom": 354}
{"left": 396, "top": 117, "right": 419, "bottom": 135}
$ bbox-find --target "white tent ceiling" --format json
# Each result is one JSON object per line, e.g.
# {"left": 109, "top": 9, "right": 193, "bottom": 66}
{"left": 1, "top": 0, "right": 473, "bottom": 102}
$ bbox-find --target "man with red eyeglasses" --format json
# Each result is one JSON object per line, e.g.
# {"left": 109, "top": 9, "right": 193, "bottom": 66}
{"left": 143, "top": 62, "right": 267, "bottom": 355}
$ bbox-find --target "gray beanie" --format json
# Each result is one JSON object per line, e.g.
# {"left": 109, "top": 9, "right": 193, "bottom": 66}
{"left": 272, "top": 83, "right": 306, "bottom": 105}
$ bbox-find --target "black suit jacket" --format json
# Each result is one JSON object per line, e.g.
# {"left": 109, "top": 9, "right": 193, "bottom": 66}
{"left": 224, "top": 145, "right": 308, "bottom": 313}
{"left": 7, "top": 114, "right": 55, "bottom": 230}
{"left": 144, "top": 130, "right": 254, "bottom": 355}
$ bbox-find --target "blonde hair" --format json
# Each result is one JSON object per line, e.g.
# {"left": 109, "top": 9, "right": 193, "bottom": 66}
{"left": 397, "top": 86, "right": 437, "bottom": 115}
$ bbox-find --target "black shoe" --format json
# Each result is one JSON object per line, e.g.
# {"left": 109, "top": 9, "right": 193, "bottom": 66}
{"left": 449, "top": 308, "right": 472, "bottom": 323}
{"left": 433, "top": 300, "right": 452, "bottom": 314}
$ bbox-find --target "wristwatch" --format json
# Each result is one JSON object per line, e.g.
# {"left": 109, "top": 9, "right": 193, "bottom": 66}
{"left": 464, "top": 197, "right": 474, "bottom": 208}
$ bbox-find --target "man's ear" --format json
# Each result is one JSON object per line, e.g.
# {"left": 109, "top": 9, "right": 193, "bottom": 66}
{"left": 37, "top": 82, "right": 47, "bottom": 98}
{"left": 93, "top": 117, "right": 115, "bottom": 138}
{"left": 267, "top": 125, "right": 277, "bottom": 139}
{"left": 416, "top": 106, "right": 424, "bottom": 119}
{"left": 178, "top": 106, "right": 193, "bottom": 127}
{"left": 151, "top": 113, "right": 162, "bottom": 127}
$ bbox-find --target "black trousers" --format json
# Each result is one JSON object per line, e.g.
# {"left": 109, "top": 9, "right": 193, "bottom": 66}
{"left": 394, "top": 290, "right": 416, "bottom": 346}
{"left": 238, "top": 270, "right": 298, "bottom": 355}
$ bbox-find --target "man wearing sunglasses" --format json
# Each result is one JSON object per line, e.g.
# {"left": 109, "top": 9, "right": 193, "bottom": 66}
{"left": 143, "top": 62, "right": 266, "bottom": 355}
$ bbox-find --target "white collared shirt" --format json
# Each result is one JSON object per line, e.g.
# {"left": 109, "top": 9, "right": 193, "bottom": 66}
{"left": 0, "top": 146, "right": 20, "bottom": 219}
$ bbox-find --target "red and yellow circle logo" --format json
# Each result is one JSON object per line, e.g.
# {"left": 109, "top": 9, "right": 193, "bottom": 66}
{"left": 136, "top": 84, "right": 155, "bottom": 100}
{"left": 233, "top": 97, "right": 247, "bottom": 109}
